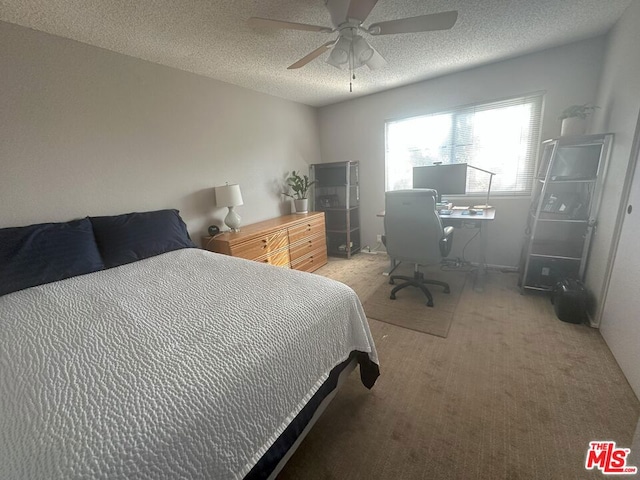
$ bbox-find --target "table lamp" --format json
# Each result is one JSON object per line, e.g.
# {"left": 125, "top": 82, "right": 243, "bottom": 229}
{"left": 215, "top": 183, "right": 243, "bottom": 232}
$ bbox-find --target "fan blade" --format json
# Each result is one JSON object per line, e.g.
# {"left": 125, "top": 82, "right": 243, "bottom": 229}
{"left": 347, "top": 0, "right": 379, "bottom": 23}
{"left": 325, "top": 0, "right": 350, "bottom": 28}
{"left": 248, "top": 17, "right": 333, "bottom": 33}
{"left": 365, "top": 46, "right": 386, "bottom": 70}
{"left": 288, "top": 41, "right": 335, "bottom": 69}
{"left": 368, "top": 10, "right": 458, "bottom": 35}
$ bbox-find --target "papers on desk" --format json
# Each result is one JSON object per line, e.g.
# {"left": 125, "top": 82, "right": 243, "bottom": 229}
{"left": 451, "top": 206, "right": 469, "bottom": 210}
{"left": 436, "top": 202, "right": 453, "bottom": 210}
{"left": 439, "top": 206, "right": 484, "bottom": 216}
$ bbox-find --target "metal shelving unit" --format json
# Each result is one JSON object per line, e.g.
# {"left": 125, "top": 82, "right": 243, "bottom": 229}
{"left": 519, "top": 134, "right": 613, "bottom": 292}
{"left": 310, "top": 161, "right": 360, "bottom": 258}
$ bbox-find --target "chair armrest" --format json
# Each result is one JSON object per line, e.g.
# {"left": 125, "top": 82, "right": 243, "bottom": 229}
{"left": 440, "top": 226, "right": 454, "bottom": 257}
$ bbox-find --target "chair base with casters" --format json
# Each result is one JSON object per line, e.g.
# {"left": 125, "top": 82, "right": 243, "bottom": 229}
{"left": 383, "top": 189, "right": 455, "bottom": 308}
{"left": 389, "top": 265, "right": 450, "bottom": 307}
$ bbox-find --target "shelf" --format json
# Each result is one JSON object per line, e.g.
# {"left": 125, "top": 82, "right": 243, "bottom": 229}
{"left": 522, "top": 284, "right": 554, "bottom": 292}
{"left": 530, "top": 241, "right": 584, "bottom": 259}
{"left": 530, "top": 253, "right": 582, "bottom": 261}
{"left": 327, "top": 246, "right": 361, "bottom": 257}
{"left": 537, "top": 178, "right": 597, "bottom": 184}
{"left": 521, "top": 256, "right": 581, "bottom": 290}
{"left": 531, "top": 212, "right": 589, "bottom": 223}
{"left": 311, "top": 161, "right": 360, "bottom": 259}
{"left": 326, "top": 227, "right": 361, "bottom": 234}
{"left": 319, "top": 206, "right": 359, "bottom": 212}
{"left": 520, "top": 134, "right": 613, "bottom": 293}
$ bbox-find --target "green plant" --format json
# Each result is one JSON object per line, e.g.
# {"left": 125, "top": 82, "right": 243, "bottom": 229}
{"left": 559, "top": 104, "right": 599, "bottom": 120}
{"left": 283, "top": 171, "right": 316, "bottom": 200}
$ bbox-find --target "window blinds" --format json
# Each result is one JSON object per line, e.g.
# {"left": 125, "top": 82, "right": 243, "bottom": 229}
{"left": 385, "top": 93, "right": 544, "bottom": 195}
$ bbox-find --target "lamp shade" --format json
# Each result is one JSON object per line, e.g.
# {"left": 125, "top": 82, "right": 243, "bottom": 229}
{"left": 352, "top": 35, "right": 373, "bottom": 65}
{"left": 327, "top": 36, "right": 351, "bottom": 69}
{"left": 215, "top": 184, "right": 243, "bottom": 207}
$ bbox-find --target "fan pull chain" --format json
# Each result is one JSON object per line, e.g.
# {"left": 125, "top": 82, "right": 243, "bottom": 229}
{"left": 349, "top": 30, "right": 355, "bottom": 92}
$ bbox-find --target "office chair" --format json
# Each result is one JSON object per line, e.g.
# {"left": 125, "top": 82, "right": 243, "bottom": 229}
{"left": 383, "top": 189, "right": 454, "bottom": 307}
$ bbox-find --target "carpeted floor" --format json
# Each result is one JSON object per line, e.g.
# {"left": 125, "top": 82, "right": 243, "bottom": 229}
{"left": 363, "top": 263, "right": 467, "bottom": 338}
{"left": 278, "top": 254, "right": 640, "bottom": 480}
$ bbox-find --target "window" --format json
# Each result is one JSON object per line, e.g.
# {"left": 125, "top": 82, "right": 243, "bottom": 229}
{"left": 385, "top": 94, "right": 543, "bottom": 196}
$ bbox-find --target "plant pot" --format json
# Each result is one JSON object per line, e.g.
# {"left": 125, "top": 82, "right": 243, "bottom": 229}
{"left": 294, "top": 198, "right": 308, "bottom": 214}
{"left": 561, "top": 117, "right": 587, "bottom": 136}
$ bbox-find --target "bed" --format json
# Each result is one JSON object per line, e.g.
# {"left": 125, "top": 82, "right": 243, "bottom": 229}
{"left": 0, "top": 210, "right": 379, "bottom": 479}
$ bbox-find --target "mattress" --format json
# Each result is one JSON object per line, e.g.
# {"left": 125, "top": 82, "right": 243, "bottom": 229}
{"left": 0, "top": 248, "right": 378, "bottom": 479}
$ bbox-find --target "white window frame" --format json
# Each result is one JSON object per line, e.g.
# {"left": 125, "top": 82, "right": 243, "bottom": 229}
{"left": 385, "top": 93, "right": 544, "bottom": 197}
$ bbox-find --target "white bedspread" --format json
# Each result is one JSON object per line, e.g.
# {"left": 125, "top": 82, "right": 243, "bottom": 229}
{"left": 0, "top": 249, "right": 378, "bottom": 480}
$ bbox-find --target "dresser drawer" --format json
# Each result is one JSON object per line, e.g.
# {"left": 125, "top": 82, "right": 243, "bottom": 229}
{"left": 231, "top": 229, "right": 289, "bottom": 261}
{"left": 291, "top": 248, "right": 327, "bottom": 273}
{"left": 288, "top": 216, "right": 325, "bottom": 244}
{"left": 289, "top": 233, "right": 327, "bottom": 262}
{"left": 255, "top": 249, "right": 291, "bottom": 268}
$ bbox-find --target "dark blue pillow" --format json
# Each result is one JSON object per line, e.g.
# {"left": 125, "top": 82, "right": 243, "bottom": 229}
{"left": 90, "top": 209, "right": 195, "bottom": 268}
{"left": 0, "top": 218, "right": 105, "bottom": 296}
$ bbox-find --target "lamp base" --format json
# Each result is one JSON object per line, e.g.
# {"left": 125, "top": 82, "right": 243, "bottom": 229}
{"left": 224, "top": 206, "right": 242, "bottom": 232}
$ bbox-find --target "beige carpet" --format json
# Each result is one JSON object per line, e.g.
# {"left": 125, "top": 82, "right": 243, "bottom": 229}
{"left": 278, "top": 253, "right": 640, "bottom": 480}
{"left": 363, "top": 263, "right": 466, "bottom": 338}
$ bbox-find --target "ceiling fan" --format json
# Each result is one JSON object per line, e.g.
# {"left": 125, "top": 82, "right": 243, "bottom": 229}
{"left": 248, "top": 0, "right": 458, "bottom": 89}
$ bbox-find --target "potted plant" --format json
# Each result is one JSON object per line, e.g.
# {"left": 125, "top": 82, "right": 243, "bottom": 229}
{"left": 559, "top": 104, "right": 599, "bottom": 136}
{"left": 283, "top": 170, "right": 316, "bottom": 214}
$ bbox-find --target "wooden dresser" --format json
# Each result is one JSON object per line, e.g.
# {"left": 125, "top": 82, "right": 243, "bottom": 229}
{"left": 202, "top": 212, "right": 327, "bottom": 273}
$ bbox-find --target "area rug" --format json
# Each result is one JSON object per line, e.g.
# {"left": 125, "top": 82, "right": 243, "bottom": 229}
{"left": 362, "top": 263, "right": 467, "bottom": 338}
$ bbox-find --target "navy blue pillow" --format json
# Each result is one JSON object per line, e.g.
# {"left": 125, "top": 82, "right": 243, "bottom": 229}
{"left": 0, "top": 218, "right": 105, "bottom": 296}
{"left": 90, "top": 209, "right": 195, "bottom": 268}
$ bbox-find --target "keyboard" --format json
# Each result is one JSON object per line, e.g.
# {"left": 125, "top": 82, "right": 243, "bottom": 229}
{"left": 439, "top": 209, "right": 453, "bottom": 215}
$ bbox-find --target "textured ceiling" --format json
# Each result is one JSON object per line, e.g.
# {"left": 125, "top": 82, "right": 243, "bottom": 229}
{"left": 0, "top": 0, "right": 633, "bottom": 107}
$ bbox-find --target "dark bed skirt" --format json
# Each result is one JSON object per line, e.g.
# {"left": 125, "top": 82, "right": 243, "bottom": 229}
{"left": 245, "top": 351, "right": 379, "bottom": 479}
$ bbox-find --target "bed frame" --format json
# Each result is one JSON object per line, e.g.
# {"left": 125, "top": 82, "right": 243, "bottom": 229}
{"left": 267, "top": 357, "right": 358, "bottom": 479}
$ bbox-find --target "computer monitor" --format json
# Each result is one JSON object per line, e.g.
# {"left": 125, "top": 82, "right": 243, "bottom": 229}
{"left": 413, "top": 163, "right": 467, "bottom": 202}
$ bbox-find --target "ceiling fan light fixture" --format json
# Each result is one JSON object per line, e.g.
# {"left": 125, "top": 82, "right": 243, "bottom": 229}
{"left": 352, "top": 35, "right": 374, "bottom": 63}
{"left": 364, "top": 49, "right": 387, "bottom": 70}
{"left": 249, "top": 1, "right": 458, "bottom": 81}
{"left": 327, "top": 36, "right": 351, "bottom": 68}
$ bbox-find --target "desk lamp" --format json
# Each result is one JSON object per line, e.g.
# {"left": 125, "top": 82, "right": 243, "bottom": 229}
{"left": 215, "top": 183, "right": 243, "bottom": 232}
{"left": 468, "top": 164, "right": 496, "bottom": 209}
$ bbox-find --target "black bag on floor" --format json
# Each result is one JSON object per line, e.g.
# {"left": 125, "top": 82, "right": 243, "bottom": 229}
{"left": 551, "top": 278, "right": 587, "bottom": 324}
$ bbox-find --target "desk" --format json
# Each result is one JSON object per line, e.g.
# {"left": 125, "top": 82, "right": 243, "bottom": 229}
{"left": 377, "top": 208, "right": 496, "bottom": 292}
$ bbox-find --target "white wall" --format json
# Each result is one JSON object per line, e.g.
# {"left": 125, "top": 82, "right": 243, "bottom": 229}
{"left": 317, "top": 38, "right": 606, "bottom": 267}
{"left": 0, "top": 21, "right": 321, "bottom": 242}
{"left": 590, "top": 0, "right": 640, "bottom": 399}
{"left": 587, "top": 0, "right": 640, "bottom": 322}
